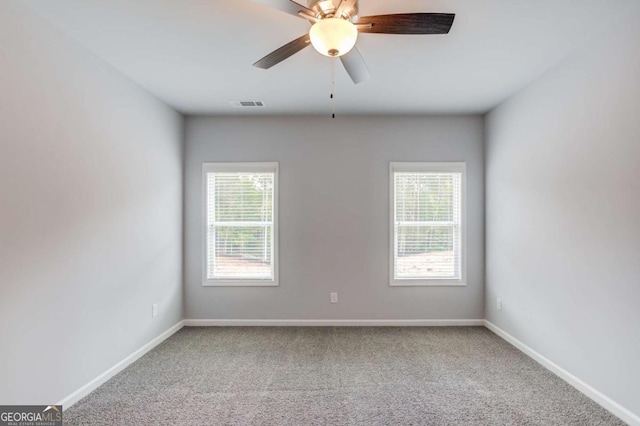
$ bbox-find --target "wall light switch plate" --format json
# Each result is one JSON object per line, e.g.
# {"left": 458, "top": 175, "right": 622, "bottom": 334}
{"left": 497, "top": 298, "right": 502, "bottom": 311}
{"left": 330, "top": 292, "right": 338, "bottom": 304}
{"left": 152, "top": 303, "right": 158, "bottom": 317}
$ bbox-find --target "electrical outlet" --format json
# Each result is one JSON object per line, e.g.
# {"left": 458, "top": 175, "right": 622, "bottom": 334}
{"left": 152, "top": 303, "right": 158, "bottom": 317}
{"left": 497, "top": 298, "right": 502, "bottom": 311}
{"left": 330, "top": 292, "right": 338, "bottom": 304}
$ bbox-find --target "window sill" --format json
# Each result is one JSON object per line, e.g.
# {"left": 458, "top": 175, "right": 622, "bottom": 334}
{"left": 389, "top": 280, "right": 466, "bottom": 287}
{"left": 203, "top": 280, "right": 279, "bottom": 287}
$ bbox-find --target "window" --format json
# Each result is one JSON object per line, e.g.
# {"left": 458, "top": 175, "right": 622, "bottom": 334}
{"left": 390, "top": 162, "right": 465, "bottom": 286}
{"left": 202, "top": 162, "right": 278, "bottom": 286}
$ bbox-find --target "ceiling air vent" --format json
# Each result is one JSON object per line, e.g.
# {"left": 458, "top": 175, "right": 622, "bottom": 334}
{"left": 229, "top": 101, "right": 265, "bottom": 108}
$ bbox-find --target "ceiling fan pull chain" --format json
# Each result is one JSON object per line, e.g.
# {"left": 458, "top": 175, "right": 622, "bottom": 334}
{"left": 331, "top": 57, "right": 336, "bottom": 118}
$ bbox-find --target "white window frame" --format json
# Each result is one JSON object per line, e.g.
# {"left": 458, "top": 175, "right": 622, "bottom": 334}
{"left": 389, "top": 162, "right": 466, "bottom": 287}
{"left": 202, "top": 162, "right": 279, "bottom": 287}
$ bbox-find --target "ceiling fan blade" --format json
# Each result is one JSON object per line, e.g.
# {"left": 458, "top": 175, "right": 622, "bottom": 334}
{"left": 253, "top": 0, "right": 316, "bottom": 20}
{"left": 253, "top": 34, "right": 311, "bottom": 69}
{"left": 340, "top": 47, "right": 370, "bottom": 84}
{"left": 357, "top": 13, "right": 455, "bottom": 34}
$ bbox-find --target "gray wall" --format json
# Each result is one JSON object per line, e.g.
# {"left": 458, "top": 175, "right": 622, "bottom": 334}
{"left": 485, "top": 9, "right": 640, "bottom": 418}
{"left": 0, "top": 3, "right": 183, "bottom": 404}
{"left": 185, "top": 116, "right": 484, "bottom": 320}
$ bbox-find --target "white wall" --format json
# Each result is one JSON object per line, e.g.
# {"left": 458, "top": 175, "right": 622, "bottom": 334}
{"left": 485, "top": 8, "right": 640, "bottom": 420}
{"left": 0, "top": 2, "right": 183, "bottom": 404}
{"left": 185, "top": 116, "right": 484, "bottom": 320}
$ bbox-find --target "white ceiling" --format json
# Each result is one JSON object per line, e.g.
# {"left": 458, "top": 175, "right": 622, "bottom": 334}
{"left": 24, "top": 0, "right": 636, "bottom": 115}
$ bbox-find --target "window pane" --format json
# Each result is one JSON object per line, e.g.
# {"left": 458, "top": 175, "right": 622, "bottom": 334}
{"left": 395, "top": 173, "right": 456, "bottom": 222}
{"left": 209, "top": 225, "right": 272, "bottom": 279}
{"left": 210, "top": 173, "right": 273, "bottom": 222}
{"left": 395, "top": 225, "right": 457, "bottom": 278}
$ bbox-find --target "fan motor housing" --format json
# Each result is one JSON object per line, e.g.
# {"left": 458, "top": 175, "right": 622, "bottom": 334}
{"left": 308, "top": 0, "right": 358, "bottom": 21}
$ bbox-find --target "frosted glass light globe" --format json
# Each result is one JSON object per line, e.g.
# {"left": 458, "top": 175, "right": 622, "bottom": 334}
{"left": 309, "top": 18, "right": 358, "bottom": 57}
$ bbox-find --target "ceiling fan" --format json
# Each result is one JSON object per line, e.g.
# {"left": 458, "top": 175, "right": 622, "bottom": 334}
{"left": 253, "top": 0, "right": 455, "bottom": 84}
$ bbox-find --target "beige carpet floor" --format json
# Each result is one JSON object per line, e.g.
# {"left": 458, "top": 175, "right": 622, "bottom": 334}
{"left": 64, "top": 327, "right": 623, "bottom": 425}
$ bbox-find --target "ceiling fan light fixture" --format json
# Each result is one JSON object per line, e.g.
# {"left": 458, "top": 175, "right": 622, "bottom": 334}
{"left": 309, "top": 18, "right": 358, "bottom": 57}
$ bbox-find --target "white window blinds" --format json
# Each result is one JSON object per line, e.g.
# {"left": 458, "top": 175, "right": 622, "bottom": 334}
{"left": 204, "top": 163, "right": 277, "bottom": 284}
{"left": 391, "top": 163, "right": 465, "bottom": 284}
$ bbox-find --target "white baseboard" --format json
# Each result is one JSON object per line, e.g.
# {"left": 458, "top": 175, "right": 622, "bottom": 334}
{"left": 484, "top": 320, "right": 639, "bottom": 426}
{"left": 183, "top": 319, "right": 484, "bottom": 327}
{"left": 57, "top": 320, "right": 184, "bottom": 410}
